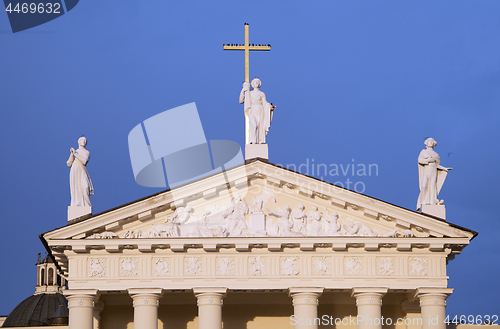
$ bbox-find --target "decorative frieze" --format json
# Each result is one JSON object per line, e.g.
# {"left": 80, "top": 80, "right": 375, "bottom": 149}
{"left": 281, "top": 257, "right": 300, "bottom": 276}
{"left": 248, "top": 256, "right": 267, "bottom": 276}
{"left": 154, "top": 258, "right": 170, "bottom": 276}
{"left": 344, "top": 257, "right": 362, "bottom": 275}
{"left": 377, "top": 257, "right": 395, "bottom": 276}
{"left": 184, "top": 257, "right": 203, "bottom": 275}
{"left": 120, "top": 257, "right": 138, "bottom": 276}
{"left": 312, "top": 256, "right": 331, "bottom": 276}
{"left": 216, "top": 257, "right": 236, "bottom": 276}
{"left": 88, "top": 258, "right": 106, "bottom": 277}
{"left": 409, "top": 257, "right": 428, "bottom": 276}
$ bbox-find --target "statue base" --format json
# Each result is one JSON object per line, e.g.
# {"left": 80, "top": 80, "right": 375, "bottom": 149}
{"left": 250, "top": 213, "right": 266, "bottom": 231}
{"left": 245, "top": 144, "right": 268, "bottom": 161}
{"left": 420, "top": 204, "right": 446, "bottom": 220}
{"left": 68, "top": 206, "right": 92, "bottom": 221}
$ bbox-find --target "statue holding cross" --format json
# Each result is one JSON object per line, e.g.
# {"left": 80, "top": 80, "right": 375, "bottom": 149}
{"left": 224, "top": 23, "right": 276, "bottom": 145}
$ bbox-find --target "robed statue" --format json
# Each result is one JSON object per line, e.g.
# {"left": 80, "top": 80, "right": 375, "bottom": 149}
{"left": 416, "top": 138, "right": 452, "bottom": 210}
{"left": 67, "top": 137, "right": 94, "bottom": 207}
{"left": 239, "top": 78, "right": 275, "bottom": 144}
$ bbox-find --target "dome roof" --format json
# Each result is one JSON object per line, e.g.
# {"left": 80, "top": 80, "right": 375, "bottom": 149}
{"left": 2, "top": 293, "right": 68, "bottom": 327}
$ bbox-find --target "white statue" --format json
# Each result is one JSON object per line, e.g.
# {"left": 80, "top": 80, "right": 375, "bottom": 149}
{"left": 307, "top": 206, "right": 322, "bottom": 236}
{"left": 223, "top": 194, "right": 249, "bottom": 236}
{"left": 416, "top": 138, "right": 452, "bottom": 210}
{"left": 291, "top": 204, "right": 307, "bottom": 234}
{"left": 321, "top": 208, "right": 340, "bottom": 236}
{"left": 267, "top": 200, "right": 301, "bottom": 236}
{"left": 67, "top": 137, "right": 93, "bottom": 207}
{"left": 239, "top": 78, "right": 275, "bottom": 144}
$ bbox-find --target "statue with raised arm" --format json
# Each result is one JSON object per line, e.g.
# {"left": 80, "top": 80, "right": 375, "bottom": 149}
{"left": 416, "top": 138, "right": 452, "bottom": 210}
{"left": 239, "top": 78, "right": 275, "bottom": 144}
{"left": 67, "top": 137, "right": 93, "bottom": 207}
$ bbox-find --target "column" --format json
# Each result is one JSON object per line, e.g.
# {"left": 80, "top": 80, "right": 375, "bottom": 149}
{"left": 351, "top": 287, "right": 388, "bottom": 329}
{"left": 416, "top": 288, "right": 453, "bottom": 329}
{"left": 93, "top": 300, "right": 105, "bottom": 329}
{"left": 128, "top": 288, "right": 163, "bottom": 329}
{"left": 64, "top": 289, "right": 98, "bottom": 329}
{"left": 193, "top": 287, "right": 227, "bottom": 329}
{"left": 401, "top": 300, "right": 422, "bottom": 329}
{"left": 289, "top": 287, "right": 324, "bottom": 329}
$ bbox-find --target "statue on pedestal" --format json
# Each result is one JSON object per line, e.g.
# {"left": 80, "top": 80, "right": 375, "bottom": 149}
{"left": 239, "top": 78, "right": 275, "bottom": 144}
{"left": 67, "top": 137, "right": 93, "bottom": 207}
{"left": 416, "top": 138, "right": 452, "bottom": 210}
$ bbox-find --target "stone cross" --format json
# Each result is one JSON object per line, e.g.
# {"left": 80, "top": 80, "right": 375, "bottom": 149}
{"left": 224, "top": 23, "right": 271, "bottom": 144}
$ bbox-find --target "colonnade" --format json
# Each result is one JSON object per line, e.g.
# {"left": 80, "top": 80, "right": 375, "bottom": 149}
{"left": 64, "top": 287, "right": 453, "bottom": 329}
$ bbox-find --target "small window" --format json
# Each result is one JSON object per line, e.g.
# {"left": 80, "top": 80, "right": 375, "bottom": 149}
{"left": 48, "top": 268, "right": 54, "bottom": 285}
{"left": 41, "top": 269, "right": 46, "bottom": 285}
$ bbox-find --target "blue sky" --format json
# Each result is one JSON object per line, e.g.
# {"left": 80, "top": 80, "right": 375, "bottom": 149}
{"left": 1, "top": 0, "right": 499, "bottom": 317}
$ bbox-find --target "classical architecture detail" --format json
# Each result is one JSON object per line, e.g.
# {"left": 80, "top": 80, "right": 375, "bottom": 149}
{"left": 88, "top": 258, "right": 106, "bottom": 277}
{"left": 345, "top": 257, "right": 362, "bottom": 275}
{"left": 184, "top": 257, "right": 202, "bottom": 275}
{"left": 410, "top": 257, "right": 428, "bottom": 276}
{"left": 307, "top": 206, "right": 322, "bottom": 236}
{"left": 239, "top": 78, "right": 275, "bottom": 144}
{"left": 248, "top": 256, "right": 267, "bottom": 276}
{"left": 154, "top": 258, "right": 170, "bottom": 276}
{"left": 216, "top": 257, "right": 236, "bottom": 276}
{"left": 67, "top": 136, "right": 93, "bottom": 207}
{"left": 120, "top": 257, "right": 138, "bottom": 276}
{"left": 417, "top": 137, "right": 452, "bottom": 210}
{"left": 280, "top": 257, "right": 299, "bottom": 276}
{"left": 313, "top": 256, "right": 331, "bottom": 275}
{"left": 377, "top": 257, "right": 395, "bottom": 276}
{"left": 250, "top": 188, "right": 274, "bottom": 213}
{"left": 87, "top": 231, "right": 117, "bottom": 239}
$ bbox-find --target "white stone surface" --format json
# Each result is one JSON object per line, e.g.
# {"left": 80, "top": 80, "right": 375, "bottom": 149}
{"left": 250, "top": 213, "right": 266, "bottom": 231}
{"left": 245, "top": 143, "right": 268, "bottom": 160}
{"left": 68, "top": 206, "right": 92, "bottom": 221}
{"left": 421, "top": 204, "right": 446, "bottom": 220}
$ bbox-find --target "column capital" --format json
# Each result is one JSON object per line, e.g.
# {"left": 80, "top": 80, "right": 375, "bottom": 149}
{"left": 415, "top": 288, "right": 454, "bottom": 297}
{"left": 352, "top": 288, "right": 387, "bottom": 307}
{"left": 351, "top": 287, "right": 388, "bottom": 296}
{"left": 128, "top": 288, "right": 163, "bottom": 296}
{"left": 415, "top": 288, "right": 453, "bottom": 308}
{"left": 64, "top": 289, "right": 99, "bottom": 297}
{"left": 289, "top": 288, "right": 323, "bottom": 307}
{"left": 193, "top": 287, "right": 227, "bottom": 295}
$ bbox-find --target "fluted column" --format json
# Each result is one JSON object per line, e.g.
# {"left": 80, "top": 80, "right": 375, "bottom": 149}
{"left": 416, "top": 288, "right": 453, "bottom": 329}
{"left": 128, "top": 288, "right": 163, "bottom": 329}
{"left": 289, "top": 287, "right": 324, "bottom": 329}
{"left": 193, "top": 287, "right": 227, "bottom": 329}
{"left": 352, "top": 288, "right": 388, "bottom": 329}
{"left": 64, "top": 289, "right": 98, "bottom": 329}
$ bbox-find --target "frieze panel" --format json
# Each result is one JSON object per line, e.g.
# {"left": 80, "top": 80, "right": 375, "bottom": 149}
{"left": 88, "top": 258, "right": 106, "bottom": 277}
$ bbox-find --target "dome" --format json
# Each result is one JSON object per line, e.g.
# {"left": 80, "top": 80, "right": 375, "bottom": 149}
{"left": 2, "top": 293, "right": 68, "bottom": 327}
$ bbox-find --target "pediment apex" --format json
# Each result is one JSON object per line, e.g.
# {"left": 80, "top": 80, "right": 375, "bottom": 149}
{"left": 43, "top": 160, "right": 475, "bottom": 241}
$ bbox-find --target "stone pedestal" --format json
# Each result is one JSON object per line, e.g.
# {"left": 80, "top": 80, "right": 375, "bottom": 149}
{"left": 245, "top": 144, "right": 268, "bottom": 161}
{"left": 289, "top": 288, "right": 324, "bottom": 329}
{"left": 352, "top": 288, "right": 388, "bottom": 329}
{"left": 128, "top": 288, "right": 163, "bottom": 329}
{"left": 416, "top": 288, "right": 453, "bottom": 329}
{"left": 250, "top": 213, "right": 266, "bottom": 231}
{"left": 193, "top": 288, "right": 227, "bottom": 329}
{"left": 420, "top": 205, "right": 446, "bottom": 220}
{"left": 68, "top": 206, "right": 92, "bottom": 221}
{"left": 64, "top": 289, "right": 98, "bottom": 329}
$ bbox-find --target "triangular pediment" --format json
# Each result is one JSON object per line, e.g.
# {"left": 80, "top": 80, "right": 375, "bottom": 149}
{"left": 44, "top": 160, "right": 475, "bottom": 242}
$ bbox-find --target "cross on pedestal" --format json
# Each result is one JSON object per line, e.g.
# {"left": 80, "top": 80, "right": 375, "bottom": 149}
{"left": 224, "top": 23, "right": 271, "bottom": 144}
